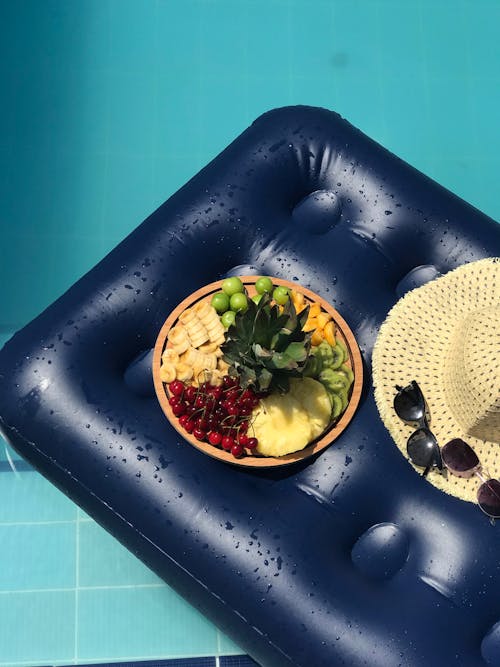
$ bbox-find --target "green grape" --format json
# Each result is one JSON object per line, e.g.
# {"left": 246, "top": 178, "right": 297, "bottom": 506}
{"left": 211, "top": 292, "right": 230, "bottom": 314}
{"left": 222, "top": 276, "right": 244, "bottom": 296}
{"left": 255, "top": 276, "right": 273, "bottom": 294}
{"left": 273, "top": 286, "right": 289, "bottom": 305}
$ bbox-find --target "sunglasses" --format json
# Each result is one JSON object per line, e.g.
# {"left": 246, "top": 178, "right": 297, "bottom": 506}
{"left": 393, "top": 381, "right": 443, "bottom": 477}
{"left": 394, "top": 381, "right": 500, "bottom": 522}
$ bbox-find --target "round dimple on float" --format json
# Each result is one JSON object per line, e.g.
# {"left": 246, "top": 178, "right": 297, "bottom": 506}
{"left": 291, "top": 189, "right": 342, "bottom": 235}
{"left": 351, "top": 522, "right": 410, "bottom": 581}
{"left": 395, "top": 264, "right": 441, "bottom": 298}
{"left": 481, "top": 620, "right": 500, "bottom": 667}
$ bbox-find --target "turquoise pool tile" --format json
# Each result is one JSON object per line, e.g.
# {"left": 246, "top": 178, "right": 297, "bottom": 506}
{"left": 0, "top": 436, "right": 24, "bottom": 466}
{"left": 328, "top": 72, "right": 388, "bottom": 144}
{"left": 198, "top": 79, "right": 253, "bottom": 160}
{"left": 0, "top": 471, "right": 77, "bottom": 523}
{"left": 426, "top": 156, "right": 481, "bottom": 209}
{"left": 0, "top": 590, "right": 75, "bottom": 664}
{"left": 107, "top": 0, "right": 158, "bottom": 73}
{"left": 329, "top": 1, "right": 384, "bottom": 79}
{"left": 237, "top": 76, "right": 292, "bottom": 120}
{"left": 155, "top": 75, "right": 205, "bottom": 158}
{"left": 461, "top": 0, "right": 500, "bottom": 76}
{"left": 220, "top": 1, "right": 292, "bottom": 78}
{"left": 3, "top": 147, "right": 108, "bottom": 242}
{"left": 195, "top": 2, "right": 248, "bottom": 76}
{"left": 218, "top": 631, "right": 245, "bottom": 656}
{"left": 475, "top": 159, "right": 500, "bottom": 221}
{"left": 101, "top": 155, "right": 155, "bottom": 240}
{"left": 0, "top": 522, "right": 76, "bottom": 592}
{"left": 419, "top": 4, "right": 468, "bottom": 80}
{"left": 288, "top": 3, "right": 337, "bottom": 78}
{"left": 79, "top": 520, "right": 163, "bottom": 588}
{"left": 0, "top": 232, "right": 107, "bottom": 328}
{"left": 105, "top": 71, "right": 157, "bottom": 158}
{"left": 0, "top": 332, "right": 13, "bottom": 350}
{"left": 77, "top": 586, "right": 219, "bottom": 660}
{"left": 469, "top": 79, "right": 500, "bottom": 157}
{"left": 375, "top": 2, "right": 424, "bottom": 77}
{"left": 423, "top": 77, "right": 478, "bottom": 159}
{"left": 39, "top": 67, "right": 112, "bottom": 158}
{"left": 155, "top": 1, "right": 204, "bottom": 72}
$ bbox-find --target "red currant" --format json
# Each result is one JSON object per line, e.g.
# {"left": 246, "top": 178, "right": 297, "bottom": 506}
{"left": 178, "top": 414, "right": 190, "bottom": 428}
{"left": 231, "top": 443, "right": 244, "bottom": 458}
{"left": 169, "top": 395, "right": 182, "bottom": 407}
{"left": 172, "top": 402, "right": 186, "bottom": 417}
{"left": 193, "top": 427, "right": 206, "bottom": 441}
{"left": 184, "top": 419, "right": 195, "bottom": 433}
{"left": 221, "top": 435, "right": 234, "bottom": 451}
{"left": 195, "top": 417, "right": 208, "bottom": 431}
{"left": 208, "top": 431, "right": 222, "bottom": 446}
{"left": 169, "top": 380, "right": 185, "bottom": 397}
{"left": 184, "top": 386, "right": 197, "bottom": 403}
{"left": 210, "top": 386, "right": 223, "bottom": 400}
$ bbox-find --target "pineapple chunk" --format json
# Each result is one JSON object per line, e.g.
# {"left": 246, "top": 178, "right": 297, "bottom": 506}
{"left": 252, "top": 378, "right": 331, "bottom": 457}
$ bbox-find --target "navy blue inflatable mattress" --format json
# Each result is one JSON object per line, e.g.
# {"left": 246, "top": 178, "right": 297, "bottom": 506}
{"left": 0, "top": 106, "right": 499, "bottom": 667}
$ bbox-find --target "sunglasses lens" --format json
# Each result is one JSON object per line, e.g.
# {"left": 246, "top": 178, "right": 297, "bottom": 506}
{"left": 394, "top": 382, "right": 426, "bottom": 423}
{"left": 441, "top": 438, "right": 480, "bottom": 477}
{"left": 407, "top": 428, "right": 440, "bottom": 469}
{"left": 477, "top": 479, "right": 500, "bottom": 519}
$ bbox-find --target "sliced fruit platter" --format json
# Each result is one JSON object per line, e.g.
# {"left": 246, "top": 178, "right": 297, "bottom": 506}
{"left": 153, "top": 276, "right": 363, "bottom": 467}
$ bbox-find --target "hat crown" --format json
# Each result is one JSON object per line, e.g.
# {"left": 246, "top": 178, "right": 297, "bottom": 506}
{"left": 445, "top": 307, "right": 500, "bottom": 444}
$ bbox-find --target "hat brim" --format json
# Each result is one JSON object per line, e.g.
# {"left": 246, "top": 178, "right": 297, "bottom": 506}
{"left": 372, "top": 257, "right": 500, "bottom": 504}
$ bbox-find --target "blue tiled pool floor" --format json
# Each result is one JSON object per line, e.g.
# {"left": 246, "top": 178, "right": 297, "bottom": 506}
{"left": 1, "top": 0, "right": 499, "bottom": 665}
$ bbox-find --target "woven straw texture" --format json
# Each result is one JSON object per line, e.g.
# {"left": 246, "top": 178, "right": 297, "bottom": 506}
{"left": 373, "top": 257, "right": 500, "bottom": 503}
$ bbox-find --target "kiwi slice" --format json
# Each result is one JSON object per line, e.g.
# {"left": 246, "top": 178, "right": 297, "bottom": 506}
{"left": 330, "top": 344, "right": 344, "bottom": 369}
{"left": 336, "top": 339, "right": 349, "bottom": 364}
{"left": 330, "top": 393, "right": 343, "bottom": 419}
{"left": 328, "top": 371, "right": 350, "bottom": 392}
{"left": 339, "top": 363, "right": 354, "bottom": 386}
{"left": 338, "top": 388, "right": 349, "bottom": 412}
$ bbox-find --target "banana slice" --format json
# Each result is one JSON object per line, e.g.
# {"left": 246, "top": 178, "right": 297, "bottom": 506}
{"left": 178, "top": 308, "right": 197, "bottom": 325}
{"left": 217, "top": 358, "right": 230, "bottom": 373}
{"left": 168, "top": 324, "right": 190, "bottom": 354}
{"left": 161, "top": 348, "right": 179, "bottom": 365}
{"left": 201, "top": 353, "right": 217, "bottom": 370}
{"left": 175, "top": 362, "right": 193, "bottom": 381}
{"left": 159, "top": 363, "right": 176, "bottom": 383}
{"left": 198, "top": 341, "right": 220, "bottom": 354}
{"left": 194, "top": 301, "right": 213, "bottom": 319}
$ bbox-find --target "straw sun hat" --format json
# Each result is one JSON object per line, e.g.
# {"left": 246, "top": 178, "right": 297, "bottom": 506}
{"left": 372, "top": 257, "right": 500, "bottom": 503}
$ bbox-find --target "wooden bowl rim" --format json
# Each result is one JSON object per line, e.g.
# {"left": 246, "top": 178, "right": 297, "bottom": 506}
{"left": 153, "top": 277, "right": 363, "bottom": 468}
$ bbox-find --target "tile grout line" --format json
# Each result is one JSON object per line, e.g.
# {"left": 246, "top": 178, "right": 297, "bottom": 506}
{"left": 0, "top": 651, "right": 239, "bottom": 667}
{"left": 0, "top": 519, "right": 82, "bottom": 527}
{"left": 73, "top": 506, "right": 81, "bottom": 664}
{"left": 0, "top": 582, "right": 168, "bottom": 595}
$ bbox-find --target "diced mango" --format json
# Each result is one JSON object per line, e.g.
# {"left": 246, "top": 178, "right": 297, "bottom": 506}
{"left": 291, "top": 290, "right": 306, "bottom": 313}
{"left": 309, "top": 303, "right": 322, "bottom": 318}
{"left": 316, "top": 311, "right": 332, "bottom": 330}
{"left": 311, "top": 329, "right": 325, "bottom": 346}
{"left": 303, "top": 317, "right": 318, "bottom": 332}
{"left": 323, "top": 320, "right": 336, "bottom": 346}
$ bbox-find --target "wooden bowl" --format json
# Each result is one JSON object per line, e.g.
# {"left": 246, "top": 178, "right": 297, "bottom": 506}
{"left": 153, "top": 277, "right": 363, "bottom": 468}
